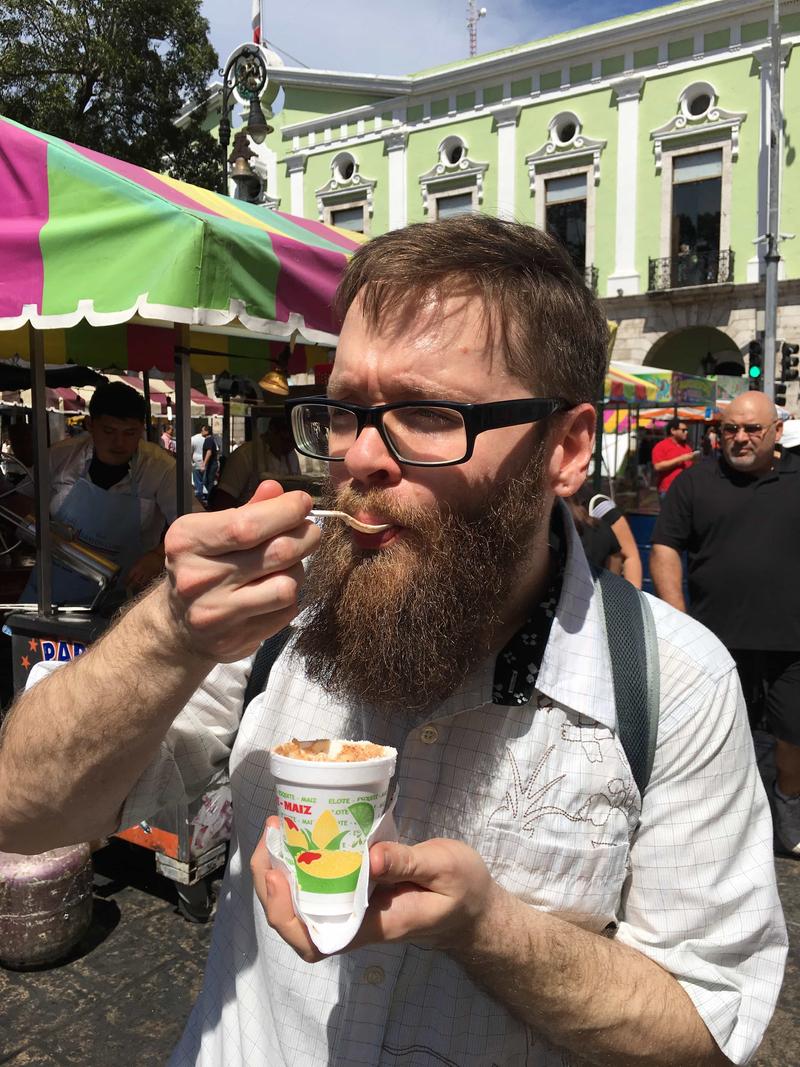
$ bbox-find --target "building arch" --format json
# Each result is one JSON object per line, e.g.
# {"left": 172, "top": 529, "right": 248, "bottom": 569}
{"left": 644, "top": 326, "right": 742, "bottom": 375}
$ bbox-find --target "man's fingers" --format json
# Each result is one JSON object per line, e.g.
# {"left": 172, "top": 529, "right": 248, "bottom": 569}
{"left": 370, "top": 841, "right": 440, "bottom": 888}
{"left": 171, "top": 524, "right": 320, "bottom": 598}
{"left": 166, "top": 488, "right": 313, "bottom": 559}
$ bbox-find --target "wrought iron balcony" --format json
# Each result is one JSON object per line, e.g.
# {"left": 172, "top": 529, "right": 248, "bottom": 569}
{"left": 648, "top": 249, "right": 734, "bottom": 291}
{"left": 584, "top": 264, "right": 599, "bottom": 294}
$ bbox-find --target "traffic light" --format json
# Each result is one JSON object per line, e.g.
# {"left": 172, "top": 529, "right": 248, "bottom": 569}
{"left": 775, "top": 381, "right": 788, "bottom": 407}
{"left": 748, "top": 340, "right": 763, "bottom": 389}
{"left": 780, "top": 342, "right": 800, "bottom": 382}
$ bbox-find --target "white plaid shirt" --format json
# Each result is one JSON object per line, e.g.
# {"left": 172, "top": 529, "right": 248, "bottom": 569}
{"left": 34, "top": 516, "right": 785, "bottom": 1065}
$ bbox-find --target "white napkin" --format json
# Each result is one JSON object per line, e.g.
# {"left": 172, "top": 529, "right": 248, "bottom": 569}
{"left": 266, "top": 789, "right": 398, "bottom": 954}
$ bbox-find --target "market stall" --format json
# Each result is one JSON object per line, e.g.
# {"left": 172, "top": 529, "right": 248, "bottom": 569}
{"left": 0, "top": 114, "right": 358, "bottom": 922}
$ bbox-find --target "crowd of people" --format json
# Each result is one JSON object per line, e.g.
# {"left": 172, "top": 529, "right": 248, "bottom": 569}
{"left": 0, "top": 215, "right": 792, "bottom": 1067}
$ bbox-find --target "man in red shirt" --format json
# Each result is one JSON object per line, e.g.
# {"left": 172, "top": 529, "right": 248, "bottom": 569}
{"left": 652, "top": 418, "right": 699, "bottom": 497}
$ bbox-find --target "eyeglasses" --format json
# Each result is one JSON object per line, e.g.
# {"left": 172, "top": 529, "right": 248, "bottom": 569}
{"left": 720, "top": 421, "right": 777, "bottom": 439}
{"left": 284, "top": 395, "right": 568, "bottom": 467}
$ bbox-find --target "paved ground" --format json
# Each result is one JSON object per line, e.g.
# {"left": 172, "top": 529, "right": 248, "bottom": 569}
{"left": 0, "top": 840, "right": 797, "bottom": 1066}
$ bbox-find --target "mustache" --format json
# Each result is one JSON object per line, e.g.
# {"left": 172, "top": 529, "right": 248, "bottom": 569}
{"left": 320, "top": 480, "right": 450, "bottom": 534}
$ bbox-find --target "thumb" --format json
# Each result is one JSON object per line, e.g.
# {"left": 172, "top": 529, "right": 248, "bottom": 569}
{"left": 370, "top": 841, "right": 438, "bottom": 888}
{"left": 248, "top": 479, "right": 285, "bottom": 505}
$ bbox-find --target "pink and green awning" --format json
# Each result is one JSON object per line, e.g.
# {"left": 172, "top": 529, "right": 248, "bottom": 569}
{"left": 0, "top": 116, "right": 362, "bottom": 356}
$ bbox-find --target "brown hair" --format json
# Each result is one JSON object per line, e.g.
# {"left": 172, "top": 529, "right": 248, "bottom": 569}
{"left": 334, "top": 214, "right": 609, "bottom": 405}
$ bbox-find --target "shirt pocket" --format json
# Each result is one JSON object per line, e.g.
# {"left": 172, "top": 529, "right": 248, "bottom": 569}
{"left": 484, "top": 825, "right": 630, "bottom": 934}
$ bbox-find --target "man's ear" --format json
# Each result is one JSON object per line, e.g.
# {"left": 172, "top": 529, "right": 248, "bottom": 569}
{"left": 546, "top": 403, "right": 596, "bottom": 498}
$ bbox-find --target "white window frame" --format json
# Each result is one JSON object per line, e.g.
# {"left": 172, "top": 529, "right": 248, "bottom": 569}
{"left": 659, "top": 139, "right": 731, "bottom": 260}
{"left": 535, "top": 163, "right": 595, "bottom": 274}
{"left": 325, "top": 197, "right": 370, "bottom": 234}
{"left": 430, "top": 185, "right": 479, "bottom": 221}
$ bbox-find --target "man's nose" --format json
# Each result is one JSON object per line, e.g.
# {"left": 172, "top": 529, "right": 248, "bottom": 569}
{"left": 341, "top": 425, "right": 402, "bottom": 486}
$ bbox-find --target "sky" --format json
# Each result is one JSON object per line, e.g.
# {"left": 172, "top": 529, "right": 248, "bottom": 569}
{"left": 200, "top": 0, "right": 683, "bottom": 79}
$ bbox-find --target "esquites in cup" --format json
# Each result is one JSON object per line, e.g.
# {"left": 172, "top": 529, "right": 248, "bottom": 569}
{"left": 270, "top": 739, "right": 397, "bottom": 918}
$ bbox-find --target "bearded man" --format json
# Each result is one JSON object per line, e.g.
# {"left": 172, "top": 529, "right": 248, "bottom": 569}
{"left": 0, "top": 217, "right": 786, "bottom": 1067}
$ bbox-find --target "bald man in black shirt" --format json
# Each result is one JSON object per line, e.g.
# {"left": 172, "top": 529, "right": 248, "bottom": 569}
{"left": 651, "top": 392, "right": 800, "bottom": 855}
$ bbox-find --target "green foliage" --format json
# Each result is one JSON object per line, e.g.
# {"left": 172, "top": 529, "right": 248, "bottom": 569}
{"left": 0, "top": 0, "right": 220, "bottom": 188}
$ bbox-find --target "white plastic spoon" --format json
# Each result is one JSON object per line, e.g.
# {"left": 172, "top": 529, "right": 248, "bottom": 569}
{"left": 309, "top": 509, "right": 393, "bottom": 534}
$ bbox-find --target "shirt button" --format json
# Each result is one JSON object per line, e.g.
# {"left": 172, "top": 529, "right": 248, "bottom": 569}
{"left": 363, "top": 965, "right": 385, "bottom": 985}
{"left": 420, "top": 725, "right": 439, "bottom": 745}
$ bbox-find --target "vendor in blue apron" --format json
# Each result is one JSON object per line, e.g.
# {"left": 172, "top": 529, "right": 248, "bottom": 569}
{"left": 21, "top": 381, "right": 196, "bottom": 607}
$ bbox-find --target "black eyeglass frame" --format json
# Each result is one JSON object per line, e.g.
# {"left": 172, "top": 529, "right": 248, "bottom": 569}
{"left": 284, "top": 395, "right": 569, "bottom": 468}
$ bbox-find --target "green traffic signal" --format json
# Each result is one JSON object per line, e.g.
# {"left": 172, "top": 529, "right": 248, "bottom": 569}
{"left": 748, "top": 364, "right": 762, "bottom": 379}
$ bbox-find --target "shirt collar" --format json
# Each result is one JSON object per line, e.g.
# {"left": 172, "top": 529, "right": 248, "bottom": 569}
{"left": 534, "top": 500, "right": 617, "bottom": 731}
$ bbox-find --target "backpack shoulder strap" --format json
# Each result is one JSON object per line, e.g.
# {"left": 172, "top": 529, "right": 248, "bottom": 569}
{"left": 593, "top": 570, "right": 660, "bottom": 797}
{"left": 243, "top": 626, "right": 293, "bottom": 713}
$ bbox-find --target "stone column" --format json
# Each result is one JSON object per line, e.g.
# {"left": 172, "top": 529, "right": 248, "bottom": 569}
{"left": 285, "top": 154, "right": 306, "bottom": 217}
{"left": 493, "top": 105, "right": 520, "bottom": 221}
{"left": 607, "top": 78, "right": 644, "bottom": 297}
{"left": 383, "top": 130, "right": 408, "bottom": 231}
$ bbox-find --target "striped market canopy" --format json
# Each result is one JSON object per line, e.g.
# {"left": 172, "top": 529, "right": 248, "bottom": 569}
{"left": 0, "top": 115, "right": 363, "bottom": 371}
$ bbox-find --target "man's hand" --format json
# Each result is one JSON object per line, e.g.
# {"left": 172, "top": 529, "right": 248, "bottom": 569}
{"left": 251, "top": 816, "right": 499, "bottom": 963}
{"left": 163, "top": 480, "right": 320, "bottom": 663}
{"left": 125, "top": 546, "right": 166, "bottom": 593}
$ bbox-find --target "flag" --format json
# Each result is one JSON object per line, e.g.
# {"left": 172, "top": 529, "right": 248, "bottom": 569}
{"left": 251, "top": 0, "right": 261, "bottom": 42}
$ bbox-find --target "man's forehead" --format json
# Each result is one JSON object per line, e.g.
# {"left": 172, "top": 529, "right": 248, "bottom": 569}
{"left": 335, "top": 288, "right": 520, "bottom": 394}
{"left": 726, "top": 395, "right": 776, "bottom": 422}
{"left": 91, "top": 415, "right": 143, "bottom": 429}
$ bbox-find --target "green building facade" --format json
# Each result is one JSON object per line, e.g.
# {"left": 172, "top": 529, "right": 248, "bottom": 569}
{"left": 211, "top": 0, "right": 800, "bottom": 378}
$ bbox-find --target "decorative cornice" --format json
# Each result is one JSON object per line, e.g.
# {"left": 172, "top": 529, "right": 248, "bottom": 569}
{"left": 525, "top": 134, "right": 607, "bottom": 186}
{"left": 650, "top": 106, "right": 747, "bottom": 173}
{"left": 314, "top": 172, "right": 377, "bottom": 221}
{"left": 418, "top": 155, "right": 488, "bottom": 214}
{"left": 492, "top": 104, "right": 521, "bottom": 128}
{"left": 284, "top": 153, "right": 307, "bottom": 174}
{"left": 382, "top": 129, "right": 408, "bottom": 152}
{"left": 751, "top": 41, "right": 794, "bottom": 71}
{"left": 612, "top": 77, "right": 645, "bottom": 104}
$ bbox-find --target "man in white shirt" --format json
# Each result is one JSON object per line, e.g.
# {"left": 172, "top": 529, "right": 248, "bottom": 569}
{"left": 210, "top": 416, "right": 301, "bottom": 510}
{"left": 17, "top": 381, "right": 193, "bottom": 604}
{"left": 0, "top": 216, "right": 787, "bottom": 1066}
{"left": 191, "top": 426, "right": 207, "bottom": 502}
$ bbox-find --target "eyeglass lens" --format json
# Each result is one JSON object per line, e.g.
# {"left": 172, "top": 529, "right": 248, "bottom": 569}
{"left": 292, "top": 403, "right": 470, "bottom": 463}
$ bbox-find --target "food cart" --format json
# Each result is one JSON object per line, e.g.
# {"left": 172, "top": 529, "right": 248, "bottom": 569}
{"left": 0, "top": 115, "right": 359, "bottom": 920}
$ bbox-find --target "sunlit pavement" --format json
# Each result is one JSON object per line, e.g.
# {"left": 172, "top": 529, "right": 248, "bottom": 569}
{"left": 0, "top": 840, "right": 797, "bottom": 1065}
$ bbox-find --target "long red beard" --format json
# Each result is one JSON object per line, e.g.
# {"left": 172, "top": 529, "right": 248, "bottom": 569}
{"left": 293, "top": 453, "right": 549, "bottom": 715}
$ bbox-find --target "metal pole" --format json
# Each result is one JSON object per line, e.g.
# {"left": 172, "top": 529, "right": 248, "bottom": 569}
{"left": 222, "top": 398, "right": 231, "bottom": 457}
{"left": 174, "top": 326, "right": 193, "bottom": 517}
{"left": 29, "top": 326, "right": 53, "bottom": 616}
{"left": 763, "top": 0, "right": 782, "bottom": 398}
{"left": 142, "top": 370, "right": 155, "bottom": 443}
{"left": 219, "top": 76, "right": 231, "bottom": 196}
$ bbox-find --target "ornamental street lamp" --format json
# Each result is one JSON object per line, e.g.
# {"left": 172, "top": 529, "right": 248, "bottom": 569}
{"left": 218, "top": 42, "right": 281, "bottom": 195}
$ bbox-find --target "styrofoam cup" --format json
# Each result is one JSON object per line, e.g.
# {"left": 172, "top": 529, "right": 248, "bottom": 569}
{"left": 269, "top": 743, "right": 397, "bottom": 918}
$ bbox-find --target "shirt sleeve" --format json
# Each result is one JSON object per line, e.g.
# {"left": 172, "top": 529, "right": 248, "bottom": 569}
{"left": 615, "top": 656, "right": 788, "bottom": 1065}
{"left": 651, "top": 471, "right": 692, "bottom": 551}
{"left": 116, "top": 655, "right": 254, "bottom": 829}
